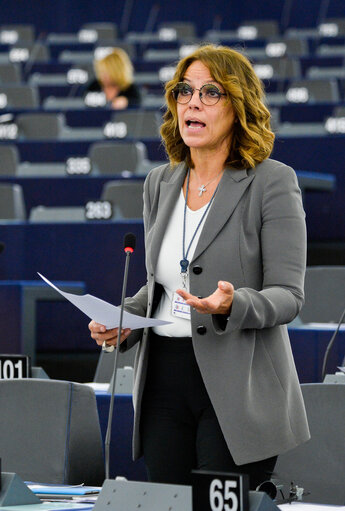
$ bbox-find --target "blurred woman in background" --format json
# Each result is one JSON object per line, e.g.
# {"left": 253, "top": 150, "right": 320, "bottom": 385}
{"left": 88, "top": 47, "right": 141, "bottom": 109}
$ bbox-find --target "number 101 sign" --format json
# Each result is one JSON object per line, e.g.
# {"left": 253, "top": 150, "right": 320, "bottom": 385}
{"left": 192, "top": 471, "right": 249, "bottom": 511}
{"left": 0, "top": 355, "right": 30, "bottom": 379}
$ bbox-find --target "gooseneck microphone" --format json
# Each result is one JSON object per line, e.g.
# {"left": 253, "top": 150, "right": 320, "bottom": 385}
{"left": 321, "top": 305, "right": 345, "bottom": 381}
{"left": 104, "top": 232, "right": 136, "bottom": 480}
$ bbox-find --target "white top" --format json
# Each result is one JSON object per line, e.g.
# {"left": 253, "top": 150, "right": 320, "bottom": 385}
{"left": 152, "top": 189, "right": 211, "bottom": 337}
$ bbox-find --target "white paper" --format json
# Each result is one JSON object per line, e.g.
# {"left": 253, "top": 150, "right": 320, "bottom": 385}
{"left": 279, "top": 503, "right": 345, "bottom": 511}
{"left": 38, "top": 273, "right": 171, "bottom": 330}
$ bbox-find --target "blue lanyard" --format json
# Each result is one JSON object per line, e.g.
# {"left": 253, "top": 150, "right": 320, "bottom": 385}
{"left": 180, "top": 168, "right": 220, "bottom": 279}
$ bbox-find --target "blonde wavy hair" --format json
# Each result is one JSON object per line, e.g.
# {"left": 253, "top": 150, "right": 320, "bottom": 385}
{"left": 160, "top": 44, "right": 275, "bottom": 169}
{"left": 94, "top": 48, "right": 134, "bottom": 90}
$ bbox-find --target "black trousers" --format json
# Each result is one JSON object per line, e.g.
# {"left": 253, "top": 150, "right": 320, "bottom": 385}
{"left": 140, "top": 333, "right": 277, "bottom": 489}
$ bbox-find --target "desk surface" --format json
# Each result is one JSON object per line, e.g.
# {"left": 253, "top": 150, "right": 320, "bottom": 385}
{"left": 0, "top": 503, "right": 93, "bottom": 511}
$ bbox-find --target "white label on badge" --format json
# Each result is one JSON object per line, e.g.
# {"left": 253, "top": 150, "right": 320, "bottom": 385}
{"left": 172, "top": 292, "right": 191, "bottom": 320}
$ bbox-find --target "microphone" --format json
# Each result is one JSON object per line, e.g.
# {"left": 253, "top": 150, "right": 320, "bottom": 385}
{"left": 104, "top": 232, "right": 136, "bottom": 480}
{"left": 321, "top": 305, "right": 345, "bottom": 381}
{"left": 124, "top": 232, "right": 136, "bottom": 254}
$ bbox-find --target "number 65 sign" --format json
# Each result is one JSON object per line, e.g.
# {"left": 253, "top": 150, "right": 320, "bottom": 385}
{"left": 192, "top": 471, "right": 249, "bottom": 511}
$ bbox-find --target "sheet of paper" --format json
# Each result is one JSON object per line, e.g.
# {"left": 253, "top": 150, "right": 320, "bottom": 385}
{"left": 38, "top": 273, "right": 171, "bottom": 330}
{"left": 0, "top": 504, "right": 94, "bottom": 511}
{"left": 28, "top": 484, "right": 100, "bottom": 495}
{"left": 279, "top": 503, "right": 345, "bottom": 511}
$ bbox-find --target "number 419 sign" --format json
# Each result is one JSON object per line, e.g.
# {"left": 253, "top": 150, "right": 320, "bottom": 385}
{"left": 192, "top": 471, "right": 249, "bottom": 511}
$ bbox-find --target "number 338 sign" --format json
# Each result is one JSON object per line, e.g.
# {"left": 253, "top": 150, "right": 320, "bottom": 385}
{"left": 192, "top": 471, "right": 249, "bottom": 511}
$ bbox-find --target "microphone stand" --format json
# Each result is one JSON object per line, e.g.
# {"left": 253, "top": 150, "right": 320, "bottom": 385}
{"left": 321, "top": 305, "right": 345, "bottom": 381}
{"left": 104, "top": 247, "right": 133, "bottom": 480}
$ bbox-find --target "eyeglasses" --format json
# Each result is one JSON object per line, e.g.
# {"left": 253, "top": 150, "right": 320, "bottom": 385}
{"left": 172, "top": 82, "right": 227, "bottom": 106}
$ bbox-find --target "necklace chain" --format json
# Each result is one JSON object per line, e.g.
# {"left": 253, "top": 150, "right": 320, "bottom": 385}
{"left": 192, "top": 168, "right": 224, "bottom": 197}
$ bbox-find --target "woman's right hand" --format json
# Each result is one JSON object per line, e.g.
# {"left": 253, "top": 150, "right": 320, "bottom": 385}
{"left": 88, "top": 320, "right": 132, "bottom": 348}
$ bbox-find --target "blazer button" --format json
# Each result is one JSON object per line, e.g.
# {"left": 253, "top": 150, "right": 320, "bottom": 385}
{"left": 196, "top": 325, "right": 207, "bottom": 335}
{"left": 193, "top": 265, "right": 203, "bottom": 275}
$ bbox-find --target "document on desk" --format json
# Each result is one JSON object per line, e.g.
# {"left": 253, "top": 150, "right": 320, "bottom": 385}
{"left": 29, "top": 484, "right": 100, "bottom": 497}
{"left": 38, "top": 273, "right": 171, "bottom": 330}
{"left": 279, "top": 504, "right": 345, "bottom": 511}
{"left": 0, "top": 503, "right": 94, "bottom": 510}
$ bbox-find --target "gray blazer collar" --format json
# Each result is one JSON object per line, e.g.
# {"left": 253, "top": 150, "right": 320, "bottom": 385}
{"left": 149, "top": 162, "right": 255, "bottom": 270}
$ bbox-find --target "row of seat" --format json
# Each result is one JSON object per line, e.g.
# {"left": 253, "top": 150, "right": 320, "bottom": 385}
{"left": 2, "top": 37, "right": 345, "bottom": 68}
{"left": 2, "top": 378, "right": 345, "bottom": 504}
{"left": 0, "top": 180, "right": 144, "bottom": 221}
{"left": 1, "top": 18, "right": 345, "bottom": 47}
{"left": 0, "top": 76, "right": 344, "bottom": 115}
{"left": 0, "top": 106, "right": 344, "bottom": 160}
{"left": 0, "top": 138, "right": 158, "bottom": 177}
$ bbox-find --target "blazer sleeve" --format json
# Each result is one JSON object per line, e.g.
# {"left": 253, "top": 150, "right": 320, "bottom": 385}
{"left": 214, "top": 163, "right": 306, "bottom": 333}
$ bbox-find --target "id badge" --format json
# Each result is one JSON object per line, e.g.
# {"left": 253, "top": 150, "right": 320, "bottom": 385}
{"left": 172, "top": 292, "right": 191, "bottom": 320}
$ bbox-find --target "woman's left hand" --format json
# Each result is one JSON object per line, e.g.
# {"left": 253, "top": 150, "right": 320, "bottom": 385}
{"left": 176, "top": 280, "right": 234, "bottom": 315}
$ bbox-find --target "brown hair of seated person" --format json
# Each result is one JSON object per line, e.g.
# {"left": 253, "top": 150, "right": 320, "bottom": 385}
{"left": 94, "top": 48, "right": 135, "bottom": 110}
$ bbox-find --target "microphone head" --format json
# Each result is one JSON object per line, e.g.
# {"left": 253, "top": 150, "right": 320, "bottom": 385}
{"left": 124, "top": 232, "right": 136, "bottom": 253}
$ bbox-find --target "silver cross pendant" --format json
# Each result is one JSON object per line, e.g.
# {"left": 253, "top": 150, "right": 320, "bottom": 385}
{"left": 198, "top": 185, "right": 206, "bottom": 197}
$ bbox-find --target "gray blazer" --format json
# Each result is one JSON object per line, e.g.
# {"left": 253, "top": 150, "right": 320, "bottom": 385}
{"left": 122, "top": 158, "right": 310, "bottom": 465}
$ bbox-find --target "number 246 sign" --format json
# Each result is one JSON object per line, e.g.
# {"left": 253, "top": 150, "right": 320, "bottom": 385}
{"left": 192, "top": 471, "right": 249, "bottom": 511}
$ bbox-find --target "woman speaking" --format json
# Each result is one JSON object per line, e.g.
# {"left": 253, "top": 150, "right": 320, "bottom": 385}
{"left": 89, "top": 44, "right": 310, "bottom": 489}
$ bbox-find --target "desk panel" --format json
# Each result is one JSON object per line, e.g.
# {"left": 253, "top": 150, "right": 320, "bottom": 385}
{"left": 289, "top": 325, "right": 345, "bottom": 383}
{"left": 95, "top": 392, "right": 146, "bottom": 481}
{"left": 0, "top": 281, "right": 85, "bottom": 362}
{"left": 0, "top": 222, "right": 145, "bottom": 356}
{"left": 94, "top": 325, "right": 345, "bottom": 481}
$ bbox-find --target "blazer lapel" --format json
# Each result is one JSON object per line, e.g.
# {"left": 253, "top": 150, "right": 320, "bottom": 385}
{"left": 149, "top": 162, "right": 187, "bottom": 272}
{"left": 192, "top": 168, "right": 255, "bottom": 261}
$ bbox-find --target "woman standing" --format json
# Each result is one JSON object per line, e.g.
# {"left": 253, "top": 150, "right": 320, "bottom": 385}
{"left": 89, "top": 44, "right": 310, "bottom": 489}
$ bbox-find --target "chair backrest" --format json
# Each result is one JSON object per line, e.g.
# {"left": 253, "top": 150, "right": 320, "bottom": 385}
{"left": 81, "top": 22, "right": 118, "bottom": 42}
{"left": 239, "top": 19, "right": 279, "bottom": 38}
{"left": 274, "top": 383, "right": 345, "bottom": 505}
{"left": 101, "top": 180, "right": 144, "bottom": 219}
{"left": 319, "top": 17, "right": 345, "bottom": 36}
{"left": 0, "top": 24, "right": 35, "bottom": 43}
{"left": 0, "top": 379, "right": 105, "bottom": 485}
{"left": 286, "top": 78, "right": 340, "bottom": 103}
{"left": 333, "top": 105, "right": 345, "bottom": 117}
{"left": 94, "top": 347, "right": 137, "bottom": 383}
{"left": 0, "top": 85, "right": 39, "bottom": 108}
{"left": 299, "top": 266, "right": 345, "bottom": 323}
{"left": 16, "top": 113, "right": 65, "bottom": 140}
{"left": 111, "top": 109, "right": 162, "bottom": 138}
{"left": 0, "top": 144, "right": 19, "bottom": 175}
{"left": 11, "top": 42, "right": 50, "bottom": 63}
{"left": 0, "top": 63, "right": 21, "bottom": 84}
{"left": 29, "top": 206, "right": 86, "bottom": 223}
{"left": 0, "top": 183, "right": 26, "bottom": 220}
{"left": 157, "top": 21, "right": 196, "bottom": 39}
{"left": 89, "top": 141, "right": 148, "bottom": 175}
{"left": 254, "top": 57, "right": 301, "bottom": 80}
